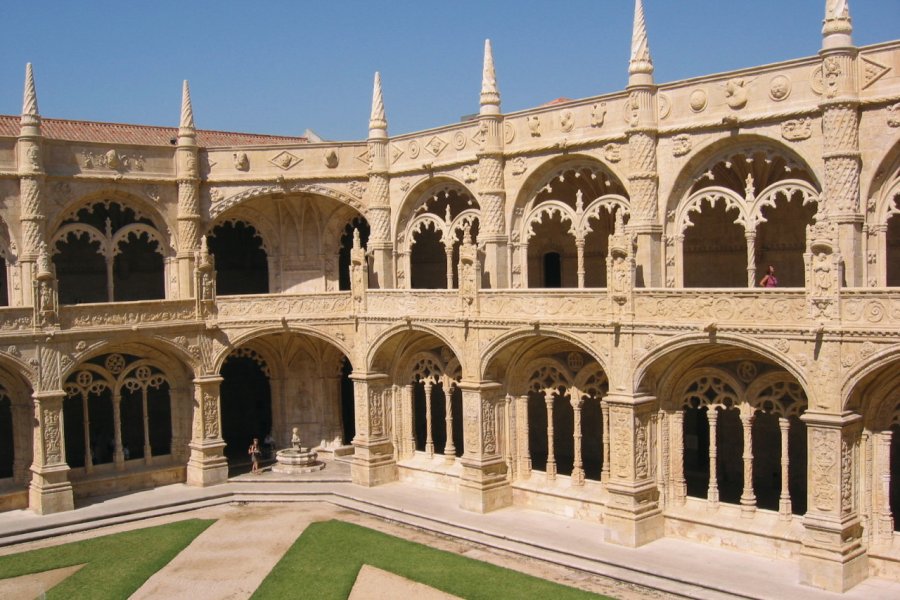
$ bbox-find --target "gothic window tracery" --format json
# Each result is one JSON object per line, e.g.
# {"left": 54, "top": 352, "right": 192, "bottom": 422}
{"left": 408, "top": 350, "right": 463, "bottom": 459}
{"left": 676, "top": 148, "right": 819, "bottom": 288}
{"left": 401, "top": 185, "right": 480, "bottom": 290}
{"left": 519, "top": 163, "right": 629, "bottom": 288}
{"left": 52, "top": 202, "right": 167, "bottom": 304}
{"left": 62, "top": 353, "right": 172, "bottom": 472}
{"left": 207, "top": 220, "right": 269, "bottom": 295}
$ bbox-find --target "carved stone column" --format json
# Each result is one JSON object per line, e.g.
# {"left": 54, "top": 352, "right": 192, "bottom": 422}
{"left": 875, "top": 429, "right": 893, "bottom": 544}
{"left": 779, "top": 417, "right": 792, "bottom": 519}
{"left": 403, "top": 383, "right": 415, "bottom": 459}
{"left": 458, "top": 381, "right": 511, "bottom": 513}
{"left": 185, "top": 375, "right": 228, "bottom": 487}
{"left": 112, "top": 391, "right": 125, "bottom": 470}
{"left": 477, "top": 41, "right": 508, "bottom": 289}
{"left": 365, "top": 73, "right": 393, "bottom": 289}
{"left": 516, "top": 394, "right": 531, "bottom": 479}
{"left": 350, "top": 372, "right": 397, "bottom": 486}
{"left": 603, "top": 391, "right": 662, "bottom": 547}
{"left": 423, "top": 380, "right": 435, "bottom": 458}
{"left": 571, "top": 394, "right": 585, "bottom": 485}
{"left": 18, "top": 64, "right": 46, "bottom": 308}
{"left": 444, "top": 381, "right": 456, "bottom": 462}
{"left": 707, "top": 407, "right": 720, "bottom": 507}
{"left": 739, "top": 409, "right": 756, "bottom": 515}
{"left": 799, "top": 411, "right": 867, "bottom": 592}
{"left": 543, "top": 389, "right": 557, "bottom": 481}
{"left": 176, "top": 81, "right": 201, "bottom": 299}
{"left": 29, "top": 390, "right": 74, "bottom": 514}
{"left": 671, "top": 408, "right": 687, "bottom": 504}
{"left": 601, "top": 398, "right": 611, "bottom": 484}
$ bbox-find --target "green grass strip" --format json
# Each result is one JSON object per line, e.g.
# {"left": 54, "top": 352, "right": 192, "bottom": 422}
{"left": 0, "top": 518, "right": 213, "bottom": 599}
{"left": 253, "top": 519, "right": 610, "bottom": 600}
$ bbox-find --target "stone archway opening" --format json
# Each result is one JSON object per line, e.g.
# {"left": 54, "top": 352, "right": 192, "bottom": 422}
{"left": 0, "top": 392, "right": 12, "bottom": 479}
{"left": 338, "top": 217, "right": 370, "bottom": 291}
{"left": 208, "top": 221, "right": 268, "bottom": 295}
{"left": 757, "top": 195, "right": 817, "bottom": 288}
{"left": 645, "top": 345, "right": 808, "bottom": 517}
{"left": 683, "top": 201, "right": 745, "bottom": 288}
{"left": 52, "top": 201, "right": 167, "bottom": 304}
{"left": 220, "top": 351, "right": 272, "bottom": 464}
{"left": 410, "top": 223, "right": 446, "bottom": 289}
{"left": 484, "top": 334, "right": 608, "bottom": 487}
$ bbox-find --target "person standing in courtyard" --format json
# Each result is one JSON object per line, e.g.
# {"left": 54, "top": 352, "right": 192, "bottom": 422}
{"left": 759, "top": 265, "right": 778, "bottom": 288}
{"left": 248, "top": 437, "right": 262, "bottom": 474}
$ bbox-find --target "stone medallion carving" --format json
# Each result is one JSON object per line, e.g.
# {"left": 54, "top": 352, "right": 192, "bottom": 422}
{"left": 324, "top": 149, "right": 339, "bottom": 168}
{"left": 233, "top": 152, "right": 249, "bottom": 171}
{"left": 591, "top": 102, "right": 607, "bottom": 127}
{"left": 269, "top": 151, "right": 301, "bottom": 170}
{"left": 657, "top": 93, "right": 671, "bottom": 120}
{"left": 528, "top": 115, "right": 542, "bottom": 137}
{"left": 782, "top": 118, "right": 812, "bottom": 141}
{"left": 724, "top": 78, "right": 750, "bottom": 110}
{"left": 603, "top": 143, "right": 622, "bottom": 163}
{"left": 390, "top": 144, "right": 404, "bottom": 164}
{"left": 424, "top": 136, "right": 447, "bottom": 157}
{"left": 503, "top": 121, "right": 515, "bottom": 144}
{"left": 408, "top": 140, "right": 421, "bottom": 159}
{"left": 689, "top": 89, "right": 707, "bottom": 113}
{"left": 559, "top": 110, "right": 574, "bottom": 132}
{"left": 452, "top": 130, "right": 467, "bottom": 151}
{"left": 510, "top": 157, "right": 527, "bottom": 176}
{"left": 672, "top": 134, "right": 692, "bottom": 157}
{"left": 769, "top": 75, "right": 792, "bottom": 101}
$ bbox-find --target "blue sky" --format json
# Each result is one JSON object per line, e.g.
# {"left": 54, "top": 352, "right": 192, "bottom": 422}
{"left": 1, "top": 1, "right": 897, "bottom": 141}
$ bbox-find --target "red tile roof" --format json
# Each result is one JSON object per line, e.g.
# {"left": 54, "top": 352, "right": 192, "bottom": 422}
{"left": 0, "top": 115, "right": 307, "bottom": 147}
{"left": 541, "top": 97, "right": 574, "bottom": 106}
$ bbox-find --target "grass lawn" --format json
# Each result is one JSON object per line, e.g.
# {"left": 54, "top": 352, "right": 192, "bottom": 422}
{"left": 0, "top": 519, "right": 213, "bottom": 599}
{"left": 252, "top": 519, "right": 611, "bottom": 600}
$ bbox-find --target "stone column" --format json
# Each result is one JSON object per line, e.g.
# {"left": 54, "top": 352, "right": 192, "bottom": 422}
{"left": 745, "top": 230, "right": 757, "bottom": 287}
{"left": 604, "top": 391, "right": 662, "bottom": 547}
{"left": 575, "top": 238, "right": 585, "bottom": 288}
{"left": 477, "top": 41, "right": 508, "bottom": 289}
{"left": 571, "top": 394, "right": 585, "bottom": 485}
{"left": 350, "top": 372, "right": 397, "bottom": 486}
{"left": 366, "top": 73, "right": 394, "bottom": 289}
{"left": 403, "top": 383, "right": 415, "bottom": 459}
{"left": 112, "top": 391, "right": 125, "bottom": 470}
{"left": 423, "top": 380, "right": 434, "bottom": 458}
{"left": 444, "top": 382, "right": 456, "bottom": 462}
{"left": 799, "top": 411, "right": 867, "bottom": 592}
{"left": 29, "top": 390, "right": 74, "bottom": 514}
{"left": 875, "top": 429, "right": 893, "bottom": 544}
{"left": 707, "top": 407, "right": 719, "bottom": 507}
{"left": 516, "top": 394, "right": 531, "bottom": 479}
{"left": 601, "top": 397, "right": 611, "bottom": 484}
{"left": 458, "top": 381, "right": 511, "bottom": 513}
{"left": 185, "top": 375, "right": 228, "bottom": 487}
{"left": 176, "top": 81, "right": 201, "bottom": 299}
{"left": 671, "top": 409, "right": 687, "bottom": 504}
{"left": 18, "top": 64, "right": 46, "bottom": 308}
{"left": 779, "top": 417, "right": 793, "bottom": 519}
{"left": 543, "top": 390, "right": 556, "bottom": 480}
{"left": 740, "top": 409, "right": 756, "bottom": 515}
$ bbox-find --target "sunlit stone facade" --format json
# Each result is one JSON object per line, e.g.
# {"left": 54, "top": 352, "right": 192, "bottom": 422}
{"left": 0, "top": 1, "right": 897, "bottom": 593}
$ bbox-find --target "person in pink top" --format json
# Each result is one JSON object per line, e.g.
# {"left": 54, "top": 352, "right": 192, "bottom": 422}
{"left": 759, "top": 265, "right": 778, "bottom": 287}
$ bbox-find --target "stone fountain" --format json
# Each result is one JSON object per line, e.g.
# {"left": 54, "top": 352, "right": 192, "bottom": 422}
{"left": 271, "top": 427, "right": 325, "bottom": 474}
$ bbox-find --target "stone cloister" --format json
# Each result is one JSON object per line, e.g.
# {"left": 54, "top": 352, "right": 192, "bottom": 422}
{"left": 0, "top": 0, "right": 897, "bottom": 593}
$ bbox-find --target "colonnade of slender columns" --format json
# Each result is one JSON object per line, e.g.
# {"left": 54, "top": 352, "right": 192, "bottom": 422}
{"left": 707, "top": 408, "right": 719, "bottom": 506}
{"left": 543, "top": 390, "right": 556, "bottom": 480}
{"left": 778, "top": 417, "right": 792, "bottom": 518}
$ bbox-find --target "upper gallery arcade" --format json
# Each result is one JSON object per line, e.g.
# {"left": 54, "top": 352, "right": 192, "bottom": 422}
{"left": 0, "top": 0, "right": 897, "bottom": 594}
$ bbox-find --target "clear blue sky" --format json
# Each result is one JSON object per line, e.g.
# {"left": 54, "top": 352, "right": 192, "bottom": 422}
{"left": 1, "top": 1, "right": 897, "bottom": 141}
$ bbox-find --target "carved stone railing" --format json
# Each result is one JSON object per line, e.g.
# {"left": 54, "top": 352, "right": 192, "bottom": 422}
{"left": 59, "top": 299, "right": 196, "bottom": 330}
{"left": 479, "top": 290, "right": 610, "bottom": 322}
{"left": 216, "top": 292, "right": 352, "bottom": 322}
{"left": 365, "top": 290, "right": 457, "bottom": 318}
{"left": 840, "top": 290, "right": 900, "bottom": 326}
{"left": 633, "top": 289, "right": 809, "bottom": 326}
{"left": 0, "top": 307, "right": 33, "bottom": 333}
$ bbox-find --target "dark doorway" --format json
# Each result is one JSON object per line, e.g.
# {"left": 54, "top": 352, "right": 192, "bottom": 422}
{"left": 220, "top": 354, "right": 272, "bottom": 464}
{"left": 340, "top": 358, "right": 356, "bottom": 444}
{"left": 0, "top": 395, "right": 12, "bottom": 478}
{"left": 543, "top": 253, "right": 562, "bottom": 288}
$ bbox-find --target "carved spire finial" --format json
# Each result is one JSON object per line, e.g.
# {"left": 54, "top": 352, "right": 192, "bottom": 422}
{"left": 369, "top": 72, "right": 387, "bottom": 138}
{"left": 352, "top": 227, "right": 361, "bottom": 250}
{"left": 21, "top": 63, "right": 41, "bottom": 130}
{"left": 628, "top": 0, "right": 654, "bottom": 85}
{"left": 180, "top": 80, "right": 195, "bottom": 134}
{"left": 823, "top": 0, "right": 852, "bottom": 48}
{"left": 480, "top": 39, "right": 500, "bottom": 115}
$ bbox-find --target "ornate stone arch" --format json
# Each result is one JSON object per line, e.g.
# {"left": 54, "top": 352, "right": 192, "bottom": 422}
{"left": 395, "top": 177, "right": 480, "bottom": 247}
{"left": 746, "top": 372, "right": 808, "bottom": 418}
{"left": 219, "top": 325, "right": 353, "bottom": 375}
{"left": 841, "top": 343, "right": 900, "bottom": 415}
{"left": 209, "top": 183, "right": 364, "bottom": 221}
{"left": 51, "top": 189, "right": 174, "bottom": 255}
{"left": 635, "top": 333, "right": 810, "bottom": 404}
{"left": 673, "top": 367, "right": 744, "bottom": 411}
{"left": 479, "top": 326, "right": 608, "bottom": 384}
{"left": 366, "top": 322, "right": 463, "bottom": 376}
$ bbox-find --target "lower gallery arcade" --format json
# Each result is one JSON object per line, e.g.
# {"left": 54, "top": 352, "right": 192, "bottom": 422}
{"left": 1, "top": 323, "right": 898, "bottom": 590}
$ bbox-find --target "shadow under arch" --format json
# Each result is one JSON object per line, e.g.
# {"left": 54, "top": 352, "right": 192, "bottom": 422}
{"left": 479, "top": 326, "right": 608, "bottom": 383}
{"left": 366, "top": 322, "right": 463, "bottom": 376}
